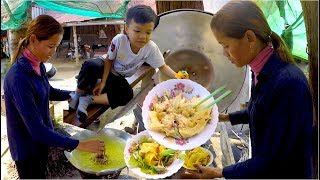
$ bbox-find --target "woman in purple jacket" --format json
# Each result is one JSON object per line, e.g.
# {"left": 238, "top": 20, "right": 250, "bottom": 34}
{"left": 183, "top": 1, "right": 313, "bottom": 179}
{"left": 3, "top": 15, "right": 105, "bottom": 179}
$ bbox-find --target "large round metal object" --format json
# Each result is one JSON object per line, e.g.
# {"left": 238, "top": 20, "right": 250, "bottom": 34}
{"left": 152, "top": 9, "right": 246, "bottom": 112}
{"left": 159, "top": 48, "right": 215, "bottom": 90}
{"left": 64, "top": 128, "right": 131, "bottom": 176}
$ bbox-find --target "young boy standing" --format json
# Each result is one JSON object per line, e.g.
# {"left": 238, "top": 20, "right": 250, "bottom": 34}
{"left": 69, "top": 5, "right": 179, "bottom": 122}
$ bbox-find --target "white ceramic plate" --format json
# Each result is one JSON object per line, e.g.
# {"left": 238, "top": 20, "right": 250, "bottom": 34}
{"left": 124, "top": 130, "right": 184, "bottom": 179}
{"left": 142, "top": 79, "right": 219, "bottom": 150}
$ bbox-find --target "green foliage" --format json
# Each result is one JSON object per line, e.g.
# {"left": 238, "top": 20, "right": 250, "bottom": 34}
{"left": 256, "top": 0, "right": 308, "bottom": 62}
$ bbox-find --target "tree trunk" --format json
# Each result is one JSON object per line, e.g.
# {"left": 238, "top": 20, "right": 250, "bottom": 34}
{"left": 8, "top": 7, "right": 32, "bottom": 64}
{"left": 300, "top": 1, "right": 318, "bottom": 179}
{"left": 156, "top": 1, "right": 203, "bottom": 14}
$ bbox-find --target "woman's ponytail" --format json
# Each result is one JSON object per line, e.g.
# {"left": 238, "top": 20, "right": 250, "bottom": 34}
{"left": 270, "top": 31, "right": 295, "bottom": 64}
{"left": 11, "top": 36, "right": 28, "bottom": 65}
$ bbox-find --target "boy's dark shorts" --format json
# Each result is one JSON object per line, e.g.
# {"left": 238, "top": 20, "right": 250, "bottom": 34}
{"left": 103, "top": 73, "right": 133, "bottom": 109}
{"left": 77, "top": 58, "right": 133, "bottom": 109}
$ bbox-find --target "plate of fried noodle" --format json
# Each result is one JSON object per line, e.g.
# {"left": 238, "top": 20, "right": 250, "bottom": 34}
{"left": 142, "top": 79, "right": 219, "bottom": 150}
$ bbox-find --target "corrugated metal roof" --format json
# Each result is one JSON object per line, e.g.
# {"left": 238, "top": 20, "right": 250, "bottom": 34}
{"left": 32, "top": 5, "right": 48, "bottom": 19}
{"left": 46, "top": 10, "right": 96, "bottom": 24}
{"left": 128, "top": 0, "right": 157, "bottom": 13}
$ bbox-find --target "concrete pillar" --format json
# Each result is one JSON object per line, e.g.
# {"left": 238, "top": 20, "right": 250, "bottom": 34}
{"left": 8, "top": 30, "right": 20, "bottom": 64}
{"left": 72, "top": 26, "right": 79, "bottom": 65}
{"left": 120, "top": 24, "right": 125, "bottom": 34}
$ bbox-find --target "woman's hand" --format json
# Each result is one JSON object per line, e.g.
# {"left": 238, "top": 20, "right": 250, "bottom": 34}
{"left": 77, "top": 139, "right": 105, "bottom": 154}
{"left": 93, "top": 82, "right": 105, "bottom": 96}
{"left": 181, "top": 164, "right": 223, "bottom": 179}
{"left": 219, "top": 113, "right": 230, "bottom": 122}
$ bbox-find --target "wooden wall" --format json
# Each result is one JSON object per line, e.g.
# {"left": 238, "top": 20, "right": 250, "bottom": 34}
{"left": 156, "top": 1, "right": 203, "bottom": 14}
{"left": 69, "top": 25, "right": 118, "bottom": 47}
